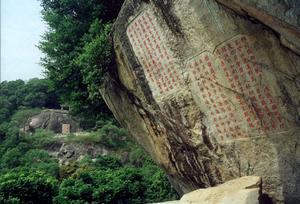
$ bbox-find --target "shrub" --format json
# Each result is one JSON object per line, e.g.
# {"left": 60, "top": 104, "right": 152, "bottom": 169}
{"left": 0, "top": 170, "right": 58, "bottom": 204}
{"left": 64, "top": 122, "right": 128, "bottom": 149}
{"left": 25, "top": 129, "right": 57, "bottom": 148}
{"left": 141, "top": 164, "right": 178, "bottom": 202}
{"left": 21, "top": 149, "right": 59, "bottom": 178}
{"left": 10, "top": 108, "right": 42, "bottom": 127}
{"left": 93, "top": 155, "right": 122, "bottom": 170}
{"left": 75, "top": 155, "right": 122, "bottom": 171}
{"left": 54, "top": 167, "right": 145, "bottom": 204}
{"left": 0, "top": 148, "right": 23, "bottom": 171}
{"left": 129, "top": 145, "right": 153, "bottom": 167}
{"left": 59, "top": 162, "right": 78, "bottom": 179}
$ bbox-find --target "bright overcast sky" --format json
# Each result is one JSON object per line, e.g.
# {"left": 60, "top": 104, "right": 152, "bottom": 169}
{"left": 1, "top": 0, "right": 46, "bottom": 82}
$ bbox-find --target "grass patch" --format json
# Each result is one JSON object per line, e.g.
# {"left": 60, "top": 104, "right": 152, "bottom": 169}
{"left": 64, "top": 122, "right": 129, "bottom": 149}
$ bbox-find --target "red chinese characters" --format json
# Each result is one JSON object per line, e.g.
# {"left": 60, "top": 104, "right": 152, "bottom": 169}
{"left": 215, "top": 35, "right": 285, "bottom": 133}
{"left": 127, "top": 10, "right": 183, "bottom": 96}
{"left": 187, "top": 52, "right": 246, "bottom": 141}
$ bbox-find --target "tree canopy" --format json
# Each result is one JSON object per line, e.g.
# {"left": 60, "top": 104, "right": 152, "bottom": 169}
{"left": 0, "top": 1, "right": 180, "bottom": 203}
{"left": 0, "top": 78, "right": 59, "bottom": 124}
{"left": 39, "top": 0, "right": 124, "bottom": 128}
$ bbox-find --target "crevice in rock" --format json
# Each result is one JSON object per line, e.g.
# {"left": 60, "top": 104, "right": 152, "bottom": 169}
{"left": 200, "top": 122, "right": 214, "bottom": 151}
{"left": 151, "top": 0, "right": 185, "bottom": 37}
{"left": 112, "top": 1, "right": 161, "bottom": 109}
{"left": 278, "top": 82, "right": 300, "bottom": 124}
{"left": 214, "top": 0, "right": 300, "bottom": 56}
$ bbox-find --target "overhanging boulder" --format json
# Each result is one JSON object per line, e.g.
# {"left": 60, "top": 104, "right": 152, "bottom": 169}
{"left": 100, "top": 0, "right": 300, "bottom": 203}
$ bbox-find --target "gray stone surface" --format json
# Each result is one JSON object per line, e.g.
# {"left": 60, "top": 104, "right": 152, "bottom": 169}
{"left": 215, "top": 0, "right": 300, "bottom": 55}
{"left": 100, "top": 0, "right": 300, "bottom": 203}
{"left": 26, "top": 109, "right": 80, "bottom": 133}
{"left": 226, "top": 0, "right": 300, "bottom": 27}
{"left": 47, "top": 140, "right": 111, "bottom": 166}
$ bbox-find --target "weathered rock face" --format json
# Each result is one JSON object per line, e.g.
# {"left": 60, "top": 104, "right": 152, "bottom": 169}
{"left": 26, "top": 109, "right": 80, "bottom": 133}
{"left": 100, "top": 0, "right": 300, "bottom": 203}
{"left": 215, "top": 0, "right": 300, "bottom": 55}
{"left": 154, "top": 176, "right": 261, "bottom": 204}
{"left": 47, "top": 141, "right": 111, "bottom": 166}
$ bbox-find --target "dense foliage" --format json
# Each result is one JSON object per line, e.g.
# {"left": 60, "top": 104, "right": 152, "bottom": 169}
{"left": 0, "top": 0, "right": 180, "bottom": 203}
{"left": 0, "top": 126, "right": 177, "bottom": 203}
{"left": 0, "top": 79, "right": 178, "bottom": 203}
{"left": 54, "top": 155, "right": 177, "bottom": 204}
{"left": 0, "top": 78, "right": 59, "bottom": 125}
{"left": 65, "top": 121, "right": 129, "bottom": 148}
{"left": 0, "top": 170, "right": 59, "bottom": 204}
{"left": 39, "top": 0, "right": 124, "bottom": 128}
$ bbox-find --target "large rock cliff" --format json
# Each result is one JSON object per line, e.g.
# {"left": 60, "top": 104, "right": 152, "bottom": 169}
{"left": 100, "top": 0, "right": 300, "bottom": 203}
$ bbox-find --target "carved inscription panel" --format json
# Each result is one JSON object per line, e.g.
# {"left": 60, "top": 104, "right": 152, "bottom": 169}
{"left": 215, "top": 35, "right": 285, "bottom": 133}
{"left": 188, "top": 35, "right": 286, "bottom": 142}
{"left": 127, "top": 9, "right": 286, "bottom": 142}
{"left": 127, "top": 10, "right": 183, "bottom": 98}
{"left": 188, "top": 52, "right": 247, "bottom": 141}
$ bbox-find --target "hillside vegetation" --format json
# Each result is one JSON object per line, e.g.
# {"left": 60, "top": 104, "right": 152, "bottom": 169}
{"left": 0, "top": 0, "right": 180, "bottom": 203}
{"left": 0, "top": 79, "right": 178, "bottom": 203}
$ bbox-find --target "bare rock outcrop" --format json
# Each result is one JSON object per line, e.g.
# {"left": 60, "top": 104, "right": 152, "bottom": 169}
{"left": 100, "top": 0, "right": 300, "bottom": 203}
{"left": 47, "top": 141, "right": 111, "bottom": 166}
{"left": 26, "top": 109, "right": 80, "bottom": 133}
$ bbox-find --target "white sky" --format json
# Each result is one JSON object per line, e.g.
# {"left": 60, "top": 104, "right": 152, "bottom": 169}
{"left": 1, "top": 0, "right": 46, "bottom": 82}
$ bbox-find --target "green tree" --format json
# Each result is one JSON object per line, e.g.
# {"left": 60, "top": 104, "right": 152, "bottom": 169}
{"left": 25, "top": 129, "right": 56, "bottom": 149}
{"left": 21, "top": 78, "right": 59, "bottom": 109}
{"left": 0, "top": 78, "right": 59, "bottom": 126}
{"left": 0, "top": 170, "right": 58, "bottom": 204}
{"left": 76, "top": 21, "right": 113, "bottom": 101}
{"left": 54, "top": 167, "right": 146, "bottom": 204}
{"left": 0, "top": 80, "right": 24, "bottom": 124}
{"left": 142, "top": 164, "right": 178, "bottom": 202}
{"left": 0, "top": 97, "right": 12, "bottom": 124}
{"left": 21, "top": 149, "right": 59, "bottom": 178}
{"left": 0, "top": 80, "right": 26, "bottom": 111}
{"left": 96, "top": 122, "right": 128, "bottom": 148}
{"left": 10, "top": 108, "right": 42, "bottom": 128}
{"left": 0, "top": 147, "right": 23, "bottom": 171}
{"left": 93, "top": 155, "right": 122, "bottom": 170}
{"left": 39, "top": 0, "right": 124, "bottom": 128}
